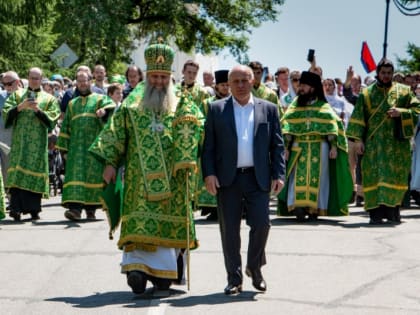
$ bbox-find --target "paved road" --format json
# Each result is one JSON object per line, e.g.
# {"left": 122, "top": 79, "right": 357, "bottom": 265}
{"left": 1, "top": 196, "right": 420, "bottom": 315}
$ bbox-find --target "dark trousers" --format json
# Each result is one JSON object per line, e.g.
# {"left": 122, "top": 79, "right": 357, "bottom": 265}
{"left": 9, "top": 188, "right": 42, "bottom": 214}
{"left": 217, "top": 170, "right": 270, "bottom": 286}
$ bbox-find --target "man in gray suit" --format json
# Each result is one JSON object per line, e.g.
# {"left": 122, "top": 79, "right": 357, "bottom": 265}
{"left": 202, "top": 65, "right": 285, "bottom": 295}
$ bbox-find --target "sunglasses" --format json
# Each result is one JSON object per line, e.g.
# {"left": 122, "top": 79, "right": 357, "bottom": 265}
{"left": 2, "top": 80, "right": 15, "bottom": 87}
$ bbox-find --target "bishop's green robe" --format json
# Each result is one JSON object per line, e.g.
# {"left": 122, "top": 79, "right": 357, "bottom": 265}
{"left": 346, "top": 82, "right": 420, "bottom": 210}
{"left": 56, "top": 93, "right": 115, "bottom": 208}
{"left": 89, "top": 82, "right": 204, "bottom": 253}
{"left": 278, "top": 99, "right": 353, "bottom": 216}
{"left": 2, "top": 89, "right": 60, "bottom": 198}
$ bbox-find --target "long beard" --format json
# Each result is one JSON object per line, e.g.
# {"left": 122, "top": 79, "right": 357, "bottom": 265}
{"left": 142, "top": 80, "right": 176, "bottom": 112}
{"left": 296, "top": 92, "right": 316, "bottom": 106}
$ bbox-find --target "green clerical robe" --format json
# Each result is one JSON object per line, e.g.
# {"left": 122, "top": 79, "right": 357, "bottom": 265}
{"left": 278, "top": 99, "right": 353, "bottom": 216}
{"left": 56, "top": 93, "right": 115, "bottom": 207}
{"left": 252, "top": 83, "right": 283, "bottom": 117}
{"left": 89, "top": 82, "right": 203, "bottom": 252}
{"left": 346, "top": 82, "right": 420, "bottom": 210}
{"left": 3, "top": 89, "right": 60, "bottom": 197}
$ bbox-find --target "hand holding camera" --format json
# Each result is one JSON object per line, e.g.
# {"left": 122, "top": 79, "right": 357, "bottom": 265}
{"left": 19, "top": 92, "right": 39, "bottom": 112}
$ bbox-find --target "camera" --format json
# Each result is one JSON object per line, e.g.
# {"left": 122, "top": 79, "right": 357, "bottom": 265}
{"left": 27, "top": 91, "right": 36, "bottom": 102}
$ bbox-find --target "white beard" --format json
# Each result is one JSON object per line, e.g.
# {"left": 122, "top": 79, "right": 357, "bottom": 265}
{"left": 142, "top": 80, "right": 177, "bottom": 113}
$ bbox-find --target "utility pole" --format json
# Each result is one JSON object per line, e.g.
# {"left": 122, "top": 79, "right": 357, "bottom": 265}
{"left": 383, "top": 0, "right": 391, "bottom": 58}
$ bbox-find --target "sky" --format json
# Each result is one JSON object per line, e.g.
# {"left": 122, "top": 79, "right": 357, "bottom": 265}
{"left": 217, "top": 0, "right": 420, "bottom": 81}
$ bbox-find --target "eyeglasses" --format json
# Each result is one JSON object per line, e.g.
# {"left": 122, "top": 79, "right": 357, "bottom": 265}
{"left": 2, "top": 80, "right": 15, "bottom": 87}
{"left": 291, "top": 79, "right": 299, "bottom": 82}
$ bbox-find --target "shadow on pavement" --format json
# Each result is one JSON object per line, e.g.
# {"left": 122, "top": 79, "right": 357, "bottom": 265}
{"left": 46, "top": 289, "right": 259, "bottom": 308}
{"left": 270, "top": 217, "right": 346, "bottom": 226}
{"left": 270, "top": 217, "right": 403, "bottom": 229}
{"left": 42, "top": 202, "right": 63, "bottom": 208}
{"left": 163, "top": 290, "right": 259, "bottom": 307}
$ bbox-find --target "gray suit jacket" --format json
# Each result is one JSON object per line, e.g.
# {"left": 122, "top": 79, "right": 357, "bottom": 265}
{"left": 202, "top": 96, "right": 285, "bottom": 191}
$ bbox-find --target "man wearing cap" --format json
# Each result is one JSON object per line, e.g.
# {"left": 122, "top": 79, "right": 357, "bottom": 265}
{"left": 213, "top": 70, "right": 230, "bottom": 100}
{"left": 277, "top": 71, "right": 353, "bottom": 222}
{"left": 3, "top": 67, "right": 61, "bottom": 221}
{"left": 347, "top": 58, "right": 420, "bottom": 225}
{"left": 89, "top": 39, "right": 203, "bottom": 295}
{"left": 56, "top": 70, "right": 115, "bottom": 221}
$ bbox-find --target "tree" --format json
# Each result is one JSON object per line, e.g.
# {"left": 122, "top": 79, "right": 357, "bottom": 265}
{"left": 397, "top": 43, "right": 420, "bottom": 73}
{"left": 1, "top": 0, "right": 285, "bottom": 77}
{"left": 0, "top": 1, "right": 58, "bottom": 76}
{"left": 53, "top": 0, "right": 285, "bottom": 74}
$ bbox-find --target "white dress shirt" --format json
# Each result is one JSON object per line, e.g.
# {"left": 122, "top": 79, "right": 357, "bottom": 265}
{"left": 233, "top": 96, "right": 255, "bottom": 168}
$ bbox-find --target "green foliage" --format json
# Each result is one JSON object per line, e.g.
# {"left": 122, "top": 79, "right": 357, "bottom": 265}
{"left": 0, "top": 0, "right": 284, "bottom": 78}
{"left": 0, "top": 0, "right": 58, "bottom": 77}
{"left": 397, "top": 43, "right": 420, "bottom": 73}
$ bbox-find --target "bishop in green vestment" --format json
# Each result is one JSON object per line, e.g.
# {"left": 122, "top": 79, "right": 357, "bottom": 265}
{"left": 89, "top": 39, "right": 203, "bottom": 294}
{"left": 2, "top": 67, "right": 60, "bottom": 221}
{"left": 346, "top": 59, "right": 420, "bottom": 224}
{"left": 278, "top": 71, "right": 353, "bottom": 221}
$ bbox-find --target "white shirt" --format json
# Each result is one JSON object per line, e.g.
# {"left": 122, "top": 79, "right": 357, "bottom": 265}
{"left": 233, "top": 96, "right": 255, "bottom": 168}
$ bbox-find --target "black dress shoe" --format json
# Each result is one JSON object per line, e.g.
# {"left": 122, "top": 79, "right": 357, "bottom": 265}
{"left": 294, "top": 208, "right": 306, "bottom": 222}
{"left": 127, "top": 271, "right": 147, "bottom": 294}
{"left": 245, "top": 267, "right": 267, "bottom": 292}
{"left": 356, "top": 195, "right": 364, "bottom": 207}
{"left": 31, "top": 212, "right": 40, "bottom": 221}
{"left": 224, "top": 283, "right": 242, "bottom": 295}
{"left": 9, "top": 210, "right": 21, "bottom": 222}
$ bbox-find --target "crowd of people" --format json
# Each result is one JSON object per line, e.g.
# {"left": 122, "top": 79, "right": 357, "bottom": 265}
{"left": 1, "top": 39, "right": 420, "bottom": 297}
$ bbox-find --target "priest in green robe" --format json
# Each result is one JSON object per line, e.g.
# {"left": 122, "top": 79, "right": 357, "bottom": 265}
{"left": 3, "top": 67, "right": 60, "bottom": 221}
{"left": 278, "top": 71, "right": 353, "bottom": 221}
{"left": 248, "top": 61, "right": 283, "bottom": 117}
{"left": 346, "top": 58, "right": 420, "bottom": 224}
{"left": 57, "top": 70, "right": 115, "bottom": 221}
{"left": 89, "top": 39, "right": 203, "bottom": 295}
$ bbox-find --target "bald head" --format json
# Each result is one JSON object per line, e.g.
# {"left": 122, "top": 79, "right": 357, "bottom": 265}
{"left": 228, "top": 65, "right": 254, "bottom": 105}
{"left": 28, "top": 67, "right": 43, "bottom": 90}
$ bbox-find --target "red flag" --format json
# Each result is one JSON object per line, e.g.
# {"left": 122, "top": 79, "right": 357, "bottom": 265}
{"left": 361, "top": 41, "right": 376, "bottom": 73}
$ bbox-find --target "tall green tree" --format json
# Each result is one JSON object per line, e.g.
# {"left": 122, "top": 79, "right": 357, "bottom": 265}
{"left": 0, "top": 1, "right": 58, "bottom": 76}
{"left": 1, "top": 1, "right": 285, "bottom": 76}
{"left": 54, "top": 0, "right": 284, "bottom": 74}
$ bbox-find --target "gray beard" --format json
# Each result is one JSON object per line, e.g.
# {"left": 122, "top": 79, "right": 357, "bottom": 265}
{"left": 142, "top": 80, "right": 176, "bottom": 113}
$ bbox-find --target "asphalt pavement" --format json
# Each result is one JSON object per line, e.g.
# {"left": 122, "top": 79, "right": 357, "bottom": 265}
{"left": 1, "top": 195, "right": 420, "bottom": 315}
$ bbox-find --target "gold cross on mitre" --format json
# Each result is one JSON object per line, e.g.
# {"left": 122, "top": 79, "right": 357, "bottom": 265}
{"left": 155, "top": 36, "right": 165, "bottom": 64}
